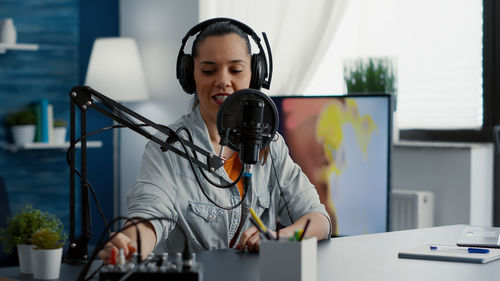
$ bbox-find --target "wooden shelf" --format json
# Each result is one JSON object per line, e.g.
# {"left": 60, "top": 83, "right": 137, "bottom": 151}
{"left": 1, "top": 141, "right": 102, "bottom": 152}
{"left": 0, "top": 43, "right": 39, "bottom": 54}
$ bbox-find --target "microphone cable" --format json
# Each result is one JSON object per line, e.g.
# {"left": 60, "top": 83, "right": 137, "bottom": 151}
{"left": 78, "top": 216, "right": 141, "bottom": 281}
{"left": 79, "top": 216, "right": 191, "bottom": 281}
{"left": 269, "top": 137, "right": 294, "bottom": 225}
{"left": 68, "top": 122, "right": 248, "bottom": 212}
{"left": 176, "top": 126, "right": 244, "bottom": 189}
{"left": 174, "top": 126, "right": 249, "bottom": 210}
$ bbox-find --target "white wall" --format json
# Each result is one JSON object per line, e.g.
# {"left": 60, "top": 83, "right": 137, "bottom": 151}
{"left": 118, "top": 0, "right": 198, "bottom": 215}
{"left": 393, "top": 142, "right": 494, "bottom": 227}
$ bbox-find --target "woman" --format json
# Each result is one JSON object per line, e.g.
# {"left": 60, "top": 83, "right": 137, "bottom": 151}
{"left": 98, "top": 18, "right": 330, "bottom": 263}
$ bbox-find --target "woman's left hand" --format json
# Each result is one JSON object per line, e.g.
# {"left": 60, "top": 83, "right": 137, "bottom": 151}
{"left": 235, "top": 226, "right": 276, "bottom": 252}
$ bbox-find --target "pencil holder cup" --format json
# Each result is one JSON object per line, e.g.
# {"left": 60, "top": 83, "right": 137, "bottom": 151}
{"left": 260, "top": 236, "right": 317, "bottom": 281}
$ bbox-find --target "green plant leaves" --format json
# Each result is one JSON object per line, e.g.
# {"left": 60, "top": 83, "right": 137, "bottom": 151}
{"left": 4, "top": 108, "right": 37, "bottom": 126}
{"left": 0, "top": 205, "right": 66, "bottom": 254}
{"left": 30, "top": 228, "right": 66, "bottom": 250}
{"left": 344, "top": 57, "right": 397, "bottom": 94}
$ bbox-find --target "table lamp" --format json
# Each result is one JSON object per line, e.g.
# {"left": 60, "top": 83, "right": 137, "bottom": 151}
{"left": 84, "top": 37, "right": 149, "bottom": 225}
{"left": 85, "top": 37, "right": 149, "bottom": 101}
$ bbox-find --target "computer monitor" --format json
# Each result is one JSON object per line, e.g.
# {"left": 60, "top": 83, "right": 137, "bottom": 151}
{"left": 272, "top": 94, "right": 392, "bottom": 236}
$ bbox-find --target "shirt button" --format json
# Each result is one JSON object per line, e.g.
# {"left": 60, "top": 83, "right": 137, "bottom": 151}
{"left": 234, "top": 214, "right": 239, "bottom": 219}
{"left": 207, "top": 214, "right": 213, "bottom": 220}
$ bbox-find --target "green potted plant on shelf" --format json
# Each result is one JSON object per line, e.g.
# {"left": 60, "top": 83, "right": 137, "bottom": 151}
{"left": 0, "top": 205, "right": 64, "bottom": 274}
{"left": 343, "top": 57, "right": 397, "bottom": 95}
{"left": 53, "top": 118, "right": 67, "bottom": 144}
{"left": 30, "top": 228, "right": 67, "bottom": 280}
{"left": 4, "top": 107, "right": 37, "bottom": 145}
{"left": 343, "top": 56, "right": 399, "bottom": 140}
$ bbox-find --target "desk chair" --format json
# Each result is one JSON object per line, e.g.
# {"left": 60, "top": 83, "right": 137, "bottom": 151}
{"left": 0, "top": 177, "right": 17, "bottom": 267}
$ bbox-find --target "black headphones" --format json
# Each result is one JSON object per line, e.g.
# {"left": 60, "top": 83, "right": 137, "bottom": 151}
{"left": 176, "top": 17, "right": 273, "bottom": 95}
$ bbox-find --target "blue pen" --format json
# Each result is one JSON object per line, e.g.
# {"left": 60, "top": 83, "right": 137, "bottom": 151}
{"left": 430, "top": 245, "right": 490, "bottom": 254}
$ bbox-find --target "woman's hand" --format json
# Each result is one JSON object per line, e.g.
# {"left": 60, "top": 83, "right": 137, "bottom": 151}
{"left": 98, "top": 232, "right": 137, "bottom": 264}
{"left": 235, "top": 226, "right": 276, "bottom": 252}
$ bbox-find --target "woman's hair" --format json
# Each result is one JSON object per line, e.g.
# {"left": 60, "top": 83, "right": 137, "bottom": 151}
{"left": 191, "top": 21, "right": 252, "bottom": 110}
{"left": 191, "top": 21, "right": 251, "bottom": 58}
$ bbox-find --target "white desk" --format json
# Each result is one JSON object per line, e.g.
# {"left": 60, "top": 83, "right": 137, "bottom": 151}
{"left": 316, "top": 224, "right": 499, "bottom": 281}
{"left": 0, "top": 225, "right": 497, "bottom": 280}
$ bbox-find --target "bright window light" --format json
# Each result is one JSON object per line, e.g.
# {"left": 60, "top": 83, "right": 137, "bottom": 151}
{"left": 304, "top": 0, "right": 483, "bottom": 130}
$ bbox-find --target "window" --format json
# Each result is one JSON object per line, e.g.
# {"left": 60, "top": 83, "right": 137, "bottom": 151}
{"left": 304, "top": 0, "right": 484, "bottom": 132}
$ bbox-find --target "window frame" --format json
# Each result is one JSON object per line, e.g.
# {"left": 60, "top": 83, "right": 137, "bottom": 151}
{"left": 399, "top": 0, "right": 498, "bottom": 142}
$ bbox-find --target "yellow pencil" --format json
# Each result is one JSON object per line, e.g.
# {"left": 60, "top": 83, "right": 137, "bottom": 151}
{"left": 249, "top": 208, "right": 267, "bottom": 232}
{"left": 249, "top": 208, "right": 275, "bottom": 240}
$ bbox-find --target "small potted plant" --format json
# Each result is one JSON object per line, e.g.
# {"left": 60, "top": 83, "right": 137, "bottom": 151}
{"left": 343, "top": 57, "right": 397, "bottom": 96}
{"left": 344, "top": 57, "right": 399, "bottom": 140}
{"left": 53, "top": 119, "right": 67, "bottom": 144}
{"left": 4, "top": 108, "right": 37, "bottom": 145}
{"left": 30, "top": 228, "right": 66, "bottom": 280}
{"left": 0, "top": 205, "right": 64, "bottom": 274}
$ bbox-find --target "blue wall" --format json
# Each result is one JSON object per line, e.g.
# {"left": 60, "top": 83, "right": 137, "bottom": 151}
{"left": 0, "top": 0, "right": 118, "bottom": 248}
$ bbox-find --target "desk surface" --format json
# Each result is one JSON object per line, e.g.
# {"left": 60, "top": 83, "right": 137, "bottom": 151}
{"left": 1, "top": 225, "right": 498, "bottom": 281}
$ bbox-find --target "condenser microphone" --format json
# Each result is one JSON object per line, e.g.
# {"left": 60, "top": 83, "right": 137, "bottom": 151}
{"left": 240, "top": 97, "right": 264, "bottom": 164}
{"left": 216, "top": 89, "right": 278, "bottom": 165}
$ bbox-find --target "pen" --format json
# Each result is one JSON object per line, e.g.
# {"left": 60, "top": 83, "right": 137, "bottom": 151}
{"left": 298, "top": 218, "right": 311, "bottom": 241}
{"left": 249, "top": 208, "right": 275, "bottom": 240}
{"left": 430, "top": 245, "right": 490, "bottom": 254}
{"left": 276, "top": 220, "right": 281, "bottom": 240}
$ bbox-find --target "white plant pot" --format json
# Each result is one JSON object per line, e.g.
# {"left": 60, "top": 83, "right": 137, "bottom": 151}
{"left": 11, "top": 125, "right": 36, "bottom": 145}
{"left": 31, "top": 247, "right": 63, "bottom": 280}
{"left": 0, "top": 18, "right": 17, "bottom": 44}
{"left": 17, "top": 244, "right": 35, "bottom": 274}
{"left": 52, "top": 127, "right": 67, "bottom": 144}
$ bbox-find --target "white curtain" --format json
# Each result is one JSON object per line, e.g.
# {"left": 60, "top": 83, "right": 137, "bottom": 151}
{"left": 199, "top": 0, "right": 348, "bottom": 95}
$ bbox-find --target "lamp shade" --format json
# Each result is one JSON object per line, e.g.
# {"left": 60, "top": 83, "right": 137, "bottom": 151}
{"left": 85, "top": 37, "right": 149, "bottom": 102}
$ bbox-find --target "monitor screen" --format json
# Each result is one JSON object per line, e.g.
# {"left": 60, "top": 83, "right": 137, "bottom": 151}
{"left": 272, "top": 94, "right": 392, "bottom": 236}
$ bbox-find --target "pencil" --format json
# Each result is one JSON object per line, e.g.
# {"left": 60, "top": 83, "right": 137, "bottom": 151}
{"left": 249, "top": 217, "right": 264, "bottom": 233}
{"left": 248, "top": 208, "right": 275, "bottom": 240}
{"left": 249, "top": 208, "right": 267, "bottom": 232}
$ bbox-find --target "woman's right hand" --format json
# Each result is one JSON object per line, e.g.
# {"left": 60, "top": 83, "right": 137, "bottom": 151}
{"left": 98, "top": 232, "right": 137, "bottom": 264}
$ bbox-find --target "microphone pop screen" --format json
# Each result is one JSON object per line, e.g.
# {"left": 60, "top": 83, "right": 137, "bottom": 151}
{"left": 216, "top": 89, "right": 279, "bottom": 165}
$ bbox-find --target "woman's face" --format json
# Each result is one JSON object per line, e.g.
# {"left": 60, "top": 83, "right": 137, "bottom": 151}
{"left": 193, "top": 33, "right": 252, "bottom": 125}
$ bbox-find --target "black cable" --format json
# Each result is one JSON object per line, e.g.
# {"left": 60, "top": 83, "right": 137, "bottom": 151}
{"left": 177, "top": 126, "right": 244, "bottom": 189}
{"left": 82, "top": 219, "right": 142, "bottom": 281}
{"left": 65, "top": 124, "right": 153, "bottom": 238}
{"left": 78, "top": 216, "right": 140, "bottom": 281}
{"left": 82, "top": 263, "right": 104, "bottom": 281}
{"left": 70, "top": 122, "right": 246, "bottom": 210}
{"left": 270, "top": 146, "right": 294, "bottom": 224}
{"left": 79, "top": 216, "right": 190, "bottom": 281}
{"left": 86, "top": 179, "right": 109, "bottom": 230}
{"left": 116, "top": 258, "right": 149, "bottom": 281}
{"left": 66, "top": 124, "right": 151, "bottom": 168}
{"left": 172, "top": 126, "right": 248, "bottom": 210}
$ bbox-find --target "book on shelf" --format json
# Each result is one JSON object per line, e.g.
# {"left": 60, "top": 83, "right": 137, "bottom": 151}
{"left": 31, "top": 98, "right": 54, "bottom": 143}
{"left": 32, "top": 103, "right": 42, "bottom": 142}
{"left": 47, "top": 103, "right": 54, "bottom": 143}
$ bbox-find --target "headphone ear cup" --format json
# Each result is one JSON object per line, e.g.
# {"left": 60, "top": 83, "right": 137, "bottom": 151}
{"left": 178, "top": 54, "right": 196, "bottom": 94}
{"left": 250, "top": 54, "right": 267, "bottom": 90}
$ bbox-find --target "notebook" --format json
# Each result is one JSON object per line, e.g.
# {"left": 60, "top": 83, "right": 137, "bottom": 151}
{"left": 456, "top": 226, "right": 500, "bottom": 248}
{"left": 398, "top": 244, "right": 500, "bottom": 264}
